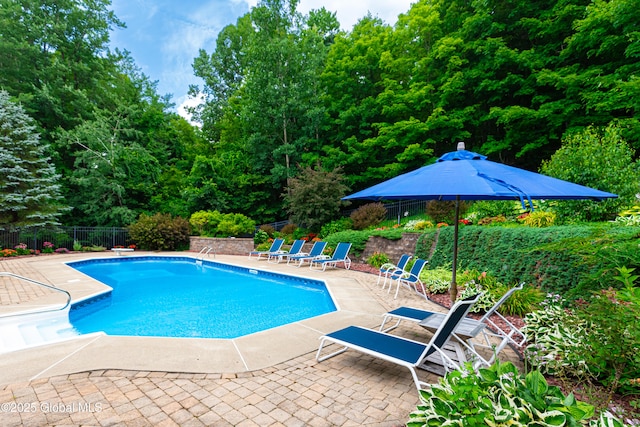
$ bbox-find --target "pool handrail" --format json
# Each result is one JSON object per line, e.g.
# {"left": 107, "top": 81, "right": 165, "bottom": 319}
{"left": 0, "top": 272, "right": 71, "bottom": 319}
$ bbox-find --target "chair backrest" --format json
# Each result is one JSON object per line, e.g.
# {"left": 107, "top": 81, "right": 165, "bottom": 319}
{"left": 406, "top": 258, "right": 428, "bottom": 281}
{"left": 396, "top": 254, "right": 412, "bottom": 271}
{"left": 429, "top": 293, "right": 482, "bottom": 351}
{"left": 478, "top": 282, "right": 524, "bottom": 322}
{"left": 288, "top": 240, "right": 305, "bottom": 255}
{"left": 269, "top": 238, "right": 284, "bottom": 252}
{"left": 308, "top": 241, "right": 327, "bottom": 257}
{"left": 331, "top": 242, "right": 351, "bottom": 260}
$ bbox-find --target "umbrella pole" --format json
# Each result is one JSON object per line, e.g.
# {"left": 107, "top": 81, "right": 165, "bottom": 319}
{"left": 450, "top": 197, "right": 460, "bottom": 302}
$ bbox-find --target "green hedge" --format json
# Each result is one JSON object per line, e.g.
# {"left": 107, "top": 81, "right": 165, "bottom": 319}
{"left": 415, "top": 224, "right": 640, "bottom": 299}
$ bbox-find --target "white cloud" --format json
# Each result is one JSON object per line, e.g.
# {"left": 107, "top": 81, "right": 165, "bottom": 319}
{"left": 177, "top": 94, "right": 204, "bottom": 126}
{"left": 298, "top": 0, "right": 412, "bottom": 30}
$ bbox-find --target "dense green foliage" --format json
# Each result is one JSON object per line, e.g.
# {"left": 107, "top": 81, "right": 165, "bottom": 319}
{"left": 523, "top": 274, "right": 640, "bottom": 402}
{"left": 189, "top": 210, "right": 256, "bottom": 237}
{"left": 190, "top": 0, "right": 640, "bottom": 224}
{"left": 128, "top": 213, "right": 190, "bottom": 251}
{"left": 1, "top": 0, "right": 639, "bottom": 229}
{"left": 415, "top": 224, "right": 640, "bottom": 298}
{"left": 540, "top": 125, "right": 640, "bottom": 223}
{"left": 283, "top": 165, "right": 349, "bottom": 232}
{"left": 408, "top": 361, "right": 607, "bottom": 427}
{"left": 350, "top": 203, "right": 387, "bottom": 230}
{"left": 0, "top": 91, "right": 65, "bottom": 228}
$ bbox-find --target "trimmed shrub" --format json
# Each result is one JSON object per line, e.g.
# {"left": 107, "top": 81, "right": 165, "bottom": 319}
{"left": 129, "top": 213, "right": 190, "bottom": 251}
{"left": 258, "top": 224, "right": 276, "bottom": 237}
{"left": 280, "top": 223, "right": 297, "bottom": 235}
{"left": 426, "top": 200, "right": 470, "bottom": 224}
{"left": 320, "top": 217, "right": 353, "bottom": 237}
{"left": 350, "top": 203, "right": 387, "bottom": 230}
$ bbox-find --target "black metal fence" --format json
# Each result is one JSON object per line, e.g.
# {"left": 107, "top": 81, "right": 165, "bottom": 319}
{"left": 0, "top": 226, "right": 130, "bottom": 251}
{"left": 342, "top": 200, "right": 428, "bottom": 224}
{"left": 0, "top": 201, "right": 427, "bottom": 250}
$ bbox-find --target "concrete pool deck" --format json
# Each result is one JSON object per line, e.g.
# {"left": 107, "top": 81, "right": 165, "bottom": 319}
{"left": 0, "top": 252, "right": 523, "bottom": 426}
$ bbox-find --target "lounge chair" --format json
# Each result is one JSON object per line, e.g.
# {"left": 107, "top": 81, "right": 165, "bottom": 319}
{"left": 287, "top": 241, "right": 327, "bottom": 267}
{"left": 377, "top": 254, "right": 412, "bottom": 289}
{"left": 316, "top": 293, "right": 482, "bottom": 391}
{"left": 267, "top": 239, "right": 305, "bottom": 264}
{"left": 379, "top": 283, "right": 526, "bottom": 366}
{"left": 309, "top": 242, "right": 352, "bottom": 271}
{"left": 248, "top": 238, "right": 284, "bottom": 260}
{"left": 389, "top": 258, "right": 428, "bottom": 300}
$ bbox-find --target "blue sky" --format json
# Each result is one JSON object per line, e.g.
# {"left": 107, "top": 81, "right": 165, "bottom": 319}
{"left": 108, "top": 0, "right": 413, "bottom": 121}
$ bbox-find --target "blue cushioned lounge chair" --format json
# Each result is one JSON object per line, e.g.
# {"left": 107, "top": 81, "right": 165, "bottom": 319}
{"left": 379, "top": 283, "right": 526, "bottom": 366}
{"left": 267, "top": 239, "right": 305, "bottom": 264}
{"left": 377, "top": 254, "right": 412, "bottom": 289}
{"left": 248, "top": 238, "right": 284, "bottom": 260}
{"left": 309, "top": 242, "right": 352, "bottom": 271}
{"left": 287, "top": 241, "right": 327, "bottom": 267}
{"left": 316, "top": 293, "right": 482, "bottom": 392}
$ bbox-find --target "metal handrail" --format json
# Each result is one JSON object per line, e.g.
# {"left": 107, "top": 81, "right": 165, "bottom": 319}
{"left": 0, "top": 272, "right": 72, "bottom": 319}
{"left": 197, "top": 246, "right": 215, "bottom": 260}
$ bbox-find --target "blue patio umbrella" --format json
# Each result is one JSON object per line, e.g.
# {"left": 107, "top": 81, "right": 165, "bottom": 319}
{"left": 343, "top": 143, "right": 618, "bottom": 300}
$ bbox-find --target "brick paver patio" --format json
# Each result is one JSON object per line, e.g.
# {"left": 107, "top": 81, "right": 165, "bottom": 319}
{"left": 0, "top": 254, "right": 523, "bottom": 426}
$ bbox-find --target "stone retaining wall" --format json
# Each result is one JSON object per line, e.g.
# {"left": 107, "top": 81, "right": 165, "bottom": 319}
{"left": 357, "top": 233, "right": 421, "bottom": 263}
{"left": 189, "top": 237, "right": 254, "bottom": 255}
{"left": 190, "top": 233, "right": 422, "bottom": 261}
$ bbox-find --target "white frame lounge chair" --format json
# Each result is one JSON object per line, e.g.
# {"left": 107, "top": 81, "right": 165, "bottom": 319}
{"left": 267, "top": 239, "right": 305, "bottom": 264}
{"left": 377, "top": 254, "right": 412, "bottom": 289}
{"left": 316, "top": 293, "right": 482, "bottom": 392}
{"left": 309, "top": 242, "right": 352, "bottom": 271}
{"left": 248, "top": 238, "right": 284, "bottom": 260}
{"left": 287, "top": 241, "right": 327, "bottom": 267}
{"left": 390, "top": 258, "right": 428, "bottom": 300}
{"left": 379, "top": 283, "right": 526, "bottom": 367}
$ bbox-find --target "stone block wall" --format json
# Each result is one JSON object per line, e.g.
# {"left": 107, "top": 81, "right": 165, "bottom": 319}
{"left": 189, "top": 237, "right": 254, "bottom": 255}
{"left": 358, "top": 233, "right": 421, "bottom": 263}
{"left": 190, "top": 234, "right": 423, "bottom": 262}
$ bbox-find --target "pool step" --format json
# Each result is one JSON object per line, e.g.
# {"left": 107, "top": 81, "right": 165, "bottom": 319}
{"left": 0, "top": 309, "right": 80, "bottom": 353}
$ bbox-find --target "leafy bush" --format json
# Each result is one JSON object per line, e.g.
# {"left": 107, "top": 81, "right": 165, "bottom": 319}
{"left": 350, "top": 203, "right": 387, "bottom": 230}
{"left": 522, "top": 210, "right": 557, "bottom": 227}
{"left": 523, "top": 270, "right": 640, "bottom": 400}
{"left": 129, "top": 213, "right": 190, "bottom": 251}
{"left": 426, "top": 200, "right": 470, "bottom": 224}
{"left": 408, "top": 361, "right": 605, "bottom": 427}
{"left": 283, "top": 165, "right": 349, "bottom": 232}
{"left": 216, "top": 213, "right": 255, "bottom": 237}
{"left": 253, "top": 229, "right": 269, "bottom": 245}
{"left": 367, "top": 251, "right": 390, "bottom": 268}
{"left": 540, "top": 123, "right": 640, "bottom": 223}
{"left": 258, "top": 224, "right": 276, "bottom": 237}
{"left": 189, "top": 210, "right": 222, "bottom": 236}
{"left": 279, "top": 223, "right": 297, "bottom": 235}
{"left": 467, "top": 200, "right": 520, "bottom": 222}
{"left": 320, "top": 217, "right": 353, "bottom": 237}
{"left": 404, "top": 219, "right": 434, "bottom": 231}
{"left": 189, "top": 210, "right": 255, "bottom": 237}
{"left": 422, "top": 266, "right": 454, "bottom": 294}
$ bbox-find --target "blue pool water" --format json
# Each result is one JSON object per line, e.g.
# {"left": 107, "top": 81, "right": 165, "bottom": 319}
{"left": 67, "top": 257, "right": 336, "bottom": 339}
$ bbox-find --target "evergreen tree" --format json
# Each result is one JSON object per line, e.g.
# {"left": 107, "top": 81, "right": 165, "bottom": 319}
{"left": 0, "top": 91, "right": 66, "bottom": 229}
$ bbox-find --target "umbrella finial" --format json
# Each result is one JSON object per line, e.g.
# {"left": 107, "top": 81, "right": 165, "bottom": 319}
{"left": 457, "top": 141, "right": 465, "bottom": 151}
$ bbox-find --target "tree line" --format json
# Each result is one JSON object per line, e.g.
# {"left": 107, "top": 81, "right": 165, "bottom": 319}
{"left": 1, "top": 0, "right": 638, "bottom": 229}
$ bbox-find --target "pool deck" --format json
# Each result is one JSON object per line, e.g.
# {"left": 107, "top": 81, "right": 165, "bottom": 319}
{"left": 0, "top": 252, "right": 523, "bottom": 426}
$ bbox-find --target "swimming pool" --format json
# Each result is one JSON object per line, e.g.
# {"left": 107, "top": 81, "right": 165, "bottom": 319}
{"left": 67, "top": 257, "right": 337, "bottom": 339}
